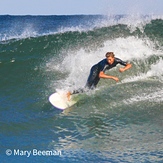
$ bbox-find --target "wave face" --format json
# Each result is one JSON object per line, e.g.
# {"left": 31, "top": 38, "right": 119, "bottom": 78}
{"left": 0, "top": 15, "right": 163, "bottom": 162}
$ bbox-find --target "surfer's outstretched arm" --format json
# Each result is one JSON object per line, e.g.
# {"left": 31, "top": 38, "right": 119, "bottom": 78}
{"left": 99, "top": 71, "right": 119, "bottom": 82}
{"left": 119, "top": 63, "right": 132, "bottom": 72}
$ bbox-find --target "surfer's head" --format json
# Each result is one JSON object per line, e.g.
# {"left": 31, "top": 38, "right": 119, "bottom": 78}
{"left": 106, "top": 52, "right": 115, "bottom": 64}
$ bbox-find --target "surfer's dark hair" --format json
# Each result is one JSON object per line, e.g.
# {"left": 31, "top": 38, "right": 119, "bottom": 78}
{"left": 105, "top": 52, "right": 114, "bottom": 58}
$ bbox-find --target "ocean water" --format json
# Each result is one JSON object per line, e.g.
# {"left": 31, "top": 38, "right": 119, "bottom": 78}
{"left": 0, "top": 15, "right": 163, "bottom": 163}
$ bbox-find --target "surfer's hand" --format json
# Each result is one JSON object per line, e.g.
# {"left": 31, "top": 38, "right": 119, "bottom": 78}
{"left": 119, "top": 68, "right": 125, "bottom": 72}
{"left": 113, "top": 77, "right": 119, "bottom": 82}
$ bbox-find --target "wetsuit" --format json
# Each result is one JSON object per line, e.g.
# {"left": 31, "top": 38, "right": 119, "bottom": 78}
{"left": 72, "top": 57, "right": 127, "bottom": 94}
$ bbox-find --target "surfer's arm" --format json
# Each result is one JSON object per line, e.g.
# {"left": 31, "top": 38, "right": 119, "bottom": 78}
{"left": 119, "top": 63, "right": 132, "bottom": 72}
{"left": 99, "top": 71, "right": 119, "bottom": 82}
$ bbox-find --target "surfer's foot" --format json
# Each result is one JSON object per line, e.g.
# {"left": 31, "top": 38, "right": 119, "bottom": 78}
{"left": 66, "top": 91, "right": 71, "bottom": 101}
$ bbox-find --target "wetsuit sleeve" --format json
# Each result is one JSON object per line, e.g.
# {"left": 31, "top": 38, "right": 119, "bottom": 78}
{"left": 99, "top": 59, "right": 108, "bottom": 72}
{"left": 116, "top": 58, "right": 127, "bottom": 66}
{"left": 101, "top": 65, "right": 108, "bottom": 72}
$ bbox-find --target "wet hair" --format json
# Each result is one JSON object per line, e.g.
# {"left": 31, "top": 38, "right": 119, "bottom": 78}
{"left": 105, "top": 52, "right": 114, "bottom": 58}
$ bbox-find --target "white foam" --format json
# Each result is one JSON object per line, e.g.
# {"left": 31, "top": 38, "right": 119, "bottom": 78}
{"left": 96, "top": 14, "right": 150, "bottom": 33}
{"left": 0, "top": 25, "right": 37, "bottom": 41}
{"left": 2, "top": 15, "right": 162, "bottom": 42}
{"left": 123, "top": 89, "right": 163, "bottom": 104}
{"left": 147, "top": 59, "right": 163, "bottom": 77}
{"left": 122, "top": 58, "right": 163, "bottom": 83}
{"left": 58, "top": 15, "right": 163, "bottom": 35}
{"left": 103, "top": 37, "right": 158, "bottom": 60}
{"left": 59, "top": 36, "right": 160, "bottom": 89}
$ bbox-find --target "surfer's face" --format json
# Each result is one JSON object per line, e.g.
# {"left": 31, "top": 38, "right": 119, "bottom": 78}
{"left": 107, "top": 56, "right": 115, "bottom": 65}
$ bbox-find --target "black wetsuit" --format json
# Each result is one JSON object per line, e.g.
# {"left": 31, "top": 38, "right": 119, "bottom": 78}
{"left": 72, "top": 57, "right": 127, "bottom": 94}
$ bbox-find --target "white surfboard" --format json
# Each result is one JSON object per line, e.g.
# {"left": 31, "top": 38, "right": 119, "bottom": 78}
{"left": 49, "top": 92, "right": 77, "bottom": 110}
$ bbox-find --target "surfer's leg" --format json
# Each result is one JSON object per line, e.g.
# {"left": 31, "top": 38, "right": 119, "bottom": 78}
{"left": 67, "top": 65, "right": 99, "bottom": 100}
{"left": 67, "top": 88, "right": 84, "bottom": 101}
{"left": 66, "top": 91, "right": 71, "bottom": 101}
{"left": 72, "top": 88, "right": 85, "bottom": 94}
{"left": 85, "top": 65, "right": 100, "bottom": 89}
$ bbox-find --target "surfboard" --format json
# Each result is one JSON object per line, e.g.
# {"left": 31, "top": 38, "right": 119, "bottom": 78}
{"left": 49, "top": 92, "right": 77, "bottom": 110}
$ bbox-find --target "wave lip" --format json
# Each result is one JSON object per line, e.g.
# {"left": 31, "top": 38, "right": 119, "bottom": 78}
{"left": 0, "top": 15, "right": 163, "bottom": 42}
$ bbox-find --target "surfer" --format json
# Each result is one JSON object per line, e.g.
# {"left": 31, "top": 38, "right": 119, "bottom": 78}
{"left": 67, "top": 52, "right": 132, "bottom": 100}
